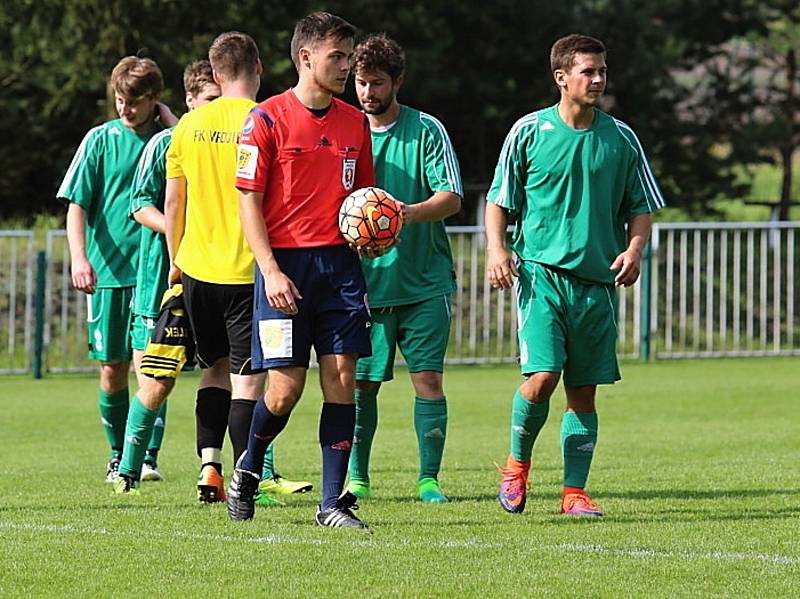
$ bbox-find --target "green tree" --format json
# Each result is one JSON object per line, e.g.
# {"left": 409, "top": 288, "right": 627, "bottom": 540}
{"left": 0, "top": 0, "right": 789, "bottom": 222}
{"left": 739, "top": 2, "right": 800, "bottom": 219}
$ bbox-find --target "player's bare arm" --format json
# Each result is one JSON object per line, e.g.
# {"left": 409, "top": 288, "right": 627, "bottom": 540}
{"left": 239, "top": 189, "right": 302, "bottom": 315}
{"left": 164, "top": 176, "right": 187, "bottom": 284}
{"left": 401, "top": 191, "right": 461, "bottom": 224}
{"left": 65, "top": 203, "right": 97, "bottom": 294}
{"left": 610, "top": 212, "right": 652, "bottom": 287}
{"left": 485, "top": 201, "right": 518, "bottom": 290}
{"left": 133, "top": 205, "right": 166, "bottom": 234}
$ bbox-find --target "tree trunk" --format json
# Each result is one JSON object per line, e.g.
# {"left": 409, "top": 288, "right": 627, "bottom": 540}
{"left": 779, "top": 48, "right": 796, "bottom": 221}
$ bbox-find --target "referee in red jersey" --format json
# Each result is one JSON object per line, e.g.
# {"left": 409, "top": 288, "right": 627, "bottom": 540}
{"left": 229, "top": 12, "right": 377, "bottom": 528}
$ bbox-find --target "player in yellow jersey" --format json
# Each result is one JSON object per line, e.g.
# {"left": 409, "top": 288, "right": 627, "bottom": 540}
{"left": 165, "top": 32, "right": 310, "bottom": 503}
{"left": 111, "top": 60, "right": 220, "bottom": 495}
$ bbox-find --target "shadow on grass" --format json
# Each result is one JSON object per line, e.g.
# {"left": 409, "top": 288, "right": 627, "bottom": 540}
{"left": 597, "top": 488, "right": 800, "bottom": 500}
{"left": 548, "top": 507, "right": 800, "bottom": 525}
{"left": 0, "top": 502, "right": 219, "bottom": 514}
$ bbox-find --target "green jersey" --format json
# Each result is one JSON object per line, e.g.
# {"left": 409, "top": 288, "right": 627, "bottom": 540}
{"left": 58, "top": 118, "right": 164, "bottom": 288}
{"left": 130, "top": 128, "right": 172, "bottom": 317}
{"left": 362, "top": 105, "right": 463, "bottom": 307}
{"left": 487, "top": 104, "right": 665, "bottom": 285}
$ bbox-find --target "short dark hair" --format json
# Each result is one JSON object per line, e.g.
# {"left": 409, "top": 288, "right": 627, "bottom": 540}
{"left": 353, "top": 33, "right": 405, "bottom": 80}
{"left": 550, "top": 34, "right": 606, "bottom": 73}
{"left": 109, "top": 56, "right": 163, "bottom": 99}
{"left": 183, "top": 60, "right": 215, "bottom": 97}
{"left": 290, "top": 12, "right": 356, "bottom": 71}
{"left": 208, "top": 31, "right": 259, "bottom": 81}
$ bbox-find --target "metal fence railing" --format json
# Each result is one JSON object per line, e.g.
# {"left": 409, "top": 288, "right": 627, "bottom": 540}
{"left": 45, "top": 230, "right": 93, "bottom": 373}
{"left": 0, "top": 231, "right": 34, "bottom": 374}
{"left": 2, "top": 222, "right": 799, "bottom": 375}
{"left": 651, "top": 222, "right": 800, "bottom": 358}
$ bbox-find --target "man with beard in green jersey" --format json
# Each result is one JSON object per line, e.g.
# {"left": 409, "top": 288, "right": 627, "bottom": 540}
{"left": 487, "top": 34, "right": 665, "bottom": 517}
{"left": 346, "top": 34, "right": 462, "bottom": 503}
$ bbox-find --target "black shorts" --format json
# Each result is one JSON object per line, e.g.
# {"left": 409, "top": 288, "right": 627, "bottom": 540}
{"left": 251, "top": 245, "right": 371, "bottom": 370}
{"left": 181, "top": 274, "right": 261, "bottom": 375}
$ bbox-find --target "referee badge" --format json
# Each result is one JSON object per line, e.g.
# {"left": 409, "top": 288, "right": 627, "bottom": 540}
{"left": 342, "top": 158, "right": 356, "bottom": 191}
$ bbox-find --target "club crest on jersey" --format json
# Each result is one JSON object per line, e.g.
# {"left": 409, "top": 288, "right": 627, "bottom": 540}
{"left": 342, "top": 158, "right": 356, "bottom": 191}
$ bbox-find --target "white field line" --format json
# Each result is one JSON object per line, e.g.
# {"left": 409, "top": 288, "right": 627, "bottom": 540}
{"left": 1, "top": 522, "right": 798, "bottom": 566}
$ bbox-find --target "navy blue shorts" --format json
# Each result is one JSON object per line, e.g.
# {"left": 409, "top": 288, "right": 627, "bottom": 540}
{"left": 251, "top": 245, "right": 372, "bottom": 369}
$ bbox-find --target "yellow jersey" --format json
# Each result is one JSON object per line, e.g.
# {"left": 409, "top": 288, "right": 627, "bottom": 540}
{"left": 166, "top": 97, "right": 256, "bottom": 284}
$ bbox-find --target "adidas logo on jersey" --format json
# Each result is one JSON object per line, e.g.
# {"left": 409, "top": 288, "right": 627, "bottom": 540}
{"left": 540, "top": 121, "right": 555, "bottom": 131}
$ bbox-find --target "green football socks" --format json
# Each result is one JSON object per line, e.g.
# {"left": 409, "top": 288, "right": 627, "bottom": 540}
{"left": 561, "top": 411, "right": 598, "bottom": 488}
{"left": 98, "top": 387, "right": 129, "bottom": 459}
{"left": 510, "top": 389, "right": 549, "bottom": 462}
{"left": 347, "top": 387, "right": 378, "bottom": 484}
{"left": 147, "top": 401, "right": 167, "bottom": 453}
{"left": 262, "top": 443, "right": 275, "bottom": 480}
{"left": 119, "top": 395, "right": 159, "bottom": 479}
{"left": 414, "top": 396, "right": 447, "bottom": 480}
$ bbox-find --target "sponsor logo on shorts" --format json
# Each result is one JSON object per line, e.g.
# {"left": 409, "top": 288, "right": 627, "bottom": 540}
{"left": 258, "top": 319, "right": 292, "bottom": 359}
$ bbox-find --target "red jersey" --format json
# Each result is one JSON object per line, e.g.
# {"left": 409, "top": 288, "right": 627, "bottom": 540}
{"left": 235, "top": 89, "right": 375, "bottom": 248}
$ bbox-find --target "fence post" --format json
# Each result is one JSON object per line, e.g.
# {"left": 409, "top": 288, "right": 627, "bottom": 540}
{"left": 639, "top": 241, "right": 652, "bottom": 362}
{"left": 33, "top": 250, "right": 46, "bottom": 379}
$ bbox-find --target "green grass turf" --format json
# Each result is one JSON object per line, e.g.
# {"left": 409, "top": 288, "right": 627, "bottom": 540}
{"left": 1, "top": 358, "right": 798, "bottom": 597}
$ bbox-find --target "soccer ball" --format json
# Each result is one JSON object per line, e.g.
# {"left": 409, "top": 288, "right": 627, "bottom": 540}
{"left": 339, "top": 187, "right": 403, "bottom": 249}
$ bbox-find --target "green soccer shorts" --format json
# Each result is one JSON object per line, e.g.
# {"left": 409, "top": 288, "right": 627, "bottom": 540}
{"left": 86, "top": 287, "right": 133, "bottom": 362}
{"left": 130, "top": 313, "right": 156, "bottom": 352}
{"left": 356, "top": 293, "right": 452, "bottom": 382}
{"left": 516, "top": 261, "right": 620, "bottom": 386}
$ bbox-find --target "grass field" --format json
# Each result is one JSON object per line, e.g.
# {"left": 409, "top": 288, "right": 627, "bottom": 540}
{"left": 1, "top": 358, "right": 798, "bottom": 597}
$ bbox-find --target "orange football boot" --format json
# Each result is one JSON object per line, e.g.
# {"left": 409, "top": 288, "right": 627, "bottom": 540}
{"left": 561, "top": 491, "right": 604, "bottom": 517}
{"left": 197, "top": 464, "right": 226, "bottom": 504}
{"left": 497, "top": 455, "right": 531, "bottom": 513}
